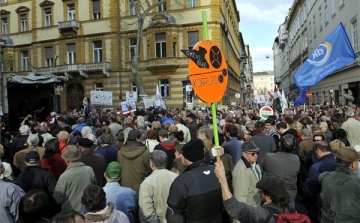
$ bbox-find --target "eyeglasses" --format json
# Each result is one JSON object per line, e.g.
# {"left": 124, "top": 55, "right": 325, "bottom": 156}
{"left": 245, "top": 151, "right": 259, "bottom": 156}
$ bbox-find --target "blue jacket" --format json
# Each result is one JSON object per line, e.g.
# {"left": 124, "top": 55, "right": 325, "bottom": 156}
{"left": 224, "top": 137, "right": 243, "bottom": 166}
{"left": 304, "top": 153, "right": 337, "bottom": 218}
{"left": 95, "top": 146, "right": 119, "bottom": 165}
{"left": 0, "top": 180, "right": 26, "bottom": 223}
{"left": 73, "top": 123, "right": 95, "bottom": 135}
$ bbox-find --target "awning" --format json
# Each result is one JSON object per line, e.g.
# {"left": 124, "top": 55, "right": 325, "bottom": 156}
{"left": 8, "top": 72, "right": 67, "bottom": 84}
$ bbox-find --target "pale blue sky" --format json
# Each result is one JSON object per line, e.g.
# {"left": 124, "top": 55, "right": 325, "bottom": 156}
{"left": 235, "top": 0, "right": 293, "bottom": 72}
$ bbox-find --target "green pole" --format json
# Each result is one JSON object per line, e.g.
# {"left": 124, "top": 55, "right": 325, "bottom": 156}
{"left": 202, "top": 11, "right": 219, "bottom": 148}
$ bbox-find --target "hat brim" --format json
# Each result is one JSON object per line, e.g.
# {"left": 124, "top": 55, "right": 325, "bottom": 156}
{"left": 61, "top": 153, "right": 81, "bottom": 162}
{"left": 243, "top": 148, "right": 260, "bottom": 152}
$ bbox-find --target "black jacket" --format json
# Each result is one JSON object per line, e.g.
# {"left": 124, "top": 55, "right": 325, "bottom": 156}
{"left": 186, "top": 121, "right": 198, "bottom": 140}
{"left": 154, "top": 140, "right": 176, "bottom": 170}
{"left": 9, "top": 135, "right": 29, "bottom": 158}
{"left": 16, "top": 166, "right": 56, "bottom": 194}
{"left": 166, "top": 160, "right": 224, "bottom": 223}
{"left": 79, "top": 149, "right": 107, "bottom": 187}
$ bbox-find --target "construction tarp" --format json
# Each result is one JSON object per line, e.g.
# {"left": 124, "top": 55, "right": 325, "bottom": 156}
{"left": 8, "top": 73, "right": 64, "bottom": 84}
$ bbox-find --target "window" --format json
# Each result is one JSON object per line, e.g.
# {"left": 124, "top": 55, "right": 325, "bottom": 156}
{"left": 325, "top": 5, "right": 329, "bottom": 23}
{"left": 302, "top": 30, "right": 307, "bottom": 51}
{"left": 68, "top": 4, "right": 75, "bottom": 20}
{"left": 159, "top": 79, "right": 169, "bottom": 98}
{"left": 158, "top": 0, "right": 167, "bottom": 12}
{"left": 44, "top": 8, "right": 52, "bottom": 27}
{"left": 187, "top": 0, "right": 197, "bottom": 8}
{"left": 351, "top": 19, "right": 358, "bottom": 52}
{"left": 0, "top": 52, "right": 4, "bottom": 72}
{"left": 173, "top": 42, "right": 177, "bottom": 57}
{"left": 92, "top": 0, "right": 100, "bottom": 19}
{"left": 155, "top": 33, "right": 166, "bottom": 58}
{"left": 67, "top": 44, "right": 76, "bottom": 64}
{"left": 2, "top": 0, "right": 8, "bottom": 3}
{"left": 331, "top": 0, "right": 336, "bottom": 15}
{"left": 1, "top": 18, "right": 7, "bottom": 35}
{"left": 187, "top": 31, "right": 199, "bottom": 49}
{"left": 129, "top": 0, "right": 137, "bottom": 16}
{"left": 129, "top": 37, "right": 137, "bottom": 60}
{"left": 95, "top": 83, "right": 103, "bottom": 91}
{"left": 339, "top": 0, "right": 344, "bottom": 7}
{"left": 45, "top": 47, "right": 53, "bottom": 67}
{"left": 131, "top": 82, "right": 138, "bottom": 99}
{"left": 93, "top": 40, "right": 102, "bottom": 62}
{"left": 319, "top": 8, "right": 322, "bottom": 31}
{"left": 20, "top": 14, "right": 27, "bottom": 32}
{"left": 21, "top": 51, "right": 28, "bottom": 71}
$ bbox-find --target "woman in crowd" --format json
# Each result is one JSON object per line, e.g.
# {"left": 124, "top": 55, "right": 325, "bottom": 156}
{"left": 143, "top": 129, "right": 159, "bottom": 152}
{"left": 40, "top": 138, "right": 67, "bottom": 180}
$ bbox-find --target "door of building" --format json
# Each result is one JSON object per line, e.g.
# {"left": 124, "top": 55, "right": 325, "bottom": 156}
{"left": 67, "top": 83, "right": 84, "bottom": 111}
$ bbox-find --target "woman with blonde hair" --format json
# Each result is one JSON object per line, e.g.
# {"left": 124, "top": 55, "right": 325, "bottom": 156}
{"left": 168, "top": 125, "right": 178, "bottom": 141}
{"left": 151, "top": 121, "right": 162, "bottom": 131}
{"left": 57, "top": 131, "right": 69, "bottom": 154}
{"left": 329, "top": 139, "right": 345, "bottom": 154}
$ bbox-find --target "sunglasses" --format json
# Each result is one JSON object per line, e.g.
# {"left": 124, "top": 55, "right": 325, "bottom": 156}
{"left": 245, "top": 151, "right": 259, "bottom": 156}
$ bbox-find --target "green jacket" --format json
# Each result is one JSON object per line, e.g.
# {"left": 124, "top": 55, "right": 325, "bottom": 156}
{"left": 117, "top": 141, "right": 151, "bottom": 195}
{"left": 53, "top": 162, "right": 97, "bottom": 213}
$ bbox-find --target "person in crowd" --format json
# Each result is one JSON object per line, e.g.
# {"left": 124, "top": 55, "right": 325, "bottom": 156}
{"left": 51, "top": 211, "right": 85, "bottom": 223}
{"left": 139, "top": 150, "right": 178, "bottom": 223}
{"left": 299, "top": 128, "right": 313, "bottom": 163}
{"left": 197, "top": 117, "right": 214, "bottom": 141}
{"left": 329, "top": 139, "right": 345, "bottom": 153}
{"left": 81, "top": 185, "right": 130, "bottom": 223}
{"left": 197, "top": 128, "right": 213, "bottom": 151}
{"left": 18, "top": 189, "right": 51, "bottom": 223}
{"left": 53, "top": 145, "right": 97, "bottom": 213}
{"left": 153, "top": 129, "right": 176, "bottom": 170}
{"left": 341, "top": 110, "right": 360, "bottom": 147}
{"left": 276, "top": 122, "right": 299, "bottom": 155}
{"left": 336, "top": 128, "right": 350, "bottom": 146}
{"left": 117, "top": 129, "right": 150, "bottom": 195}
{"left": 40, "top": 138, "right": 67, "bottom": 180}
{"left": 262, "top": 134, "right": 300, "bottom": 209}
{"left": 96, "top": 133, "right": 119, "bottom": 164}
{"left": 243, "top": 130, "right": 253, "bottom": 142}
{"left": 224, "top": 125, "right": 243, "bottom": 165}
{"left": 103, "top": 162, "right": 138, "bottom": 223}
{"left": 174, "top": 116, "right": 191, "bottom": 143}
{"left": 320, "top": 146, "right": 360, "bottom": 223}
{"left": 186, "top": 113, "right": 198, "bottom": 140}
{"left": 319, "top": 122, "right": 333, "bottom": 144}
{"left": 13, "top": 134, "right": 45, "bottom": 172}
{"left": 250, "top": 122, "right": 276, "bottom": 164}
{"left": 78, "top": 138, "right": 107, "bottom": 187}
{"left": 167, "top": 125, "right": 178, "bottom": 142}
{"left": 264, "top": 118, "right": 280, "bottom": 150}
{"left": 214, "top": 162, "right": 294, "bottom": 223}
{"left": 57, "top": 131, "right": 69, "bottom": 154}
{"left": 303, "top": 140, "right": 337, "bottom": 223}
{"left": 162, "top": 113, "right": 174, "bottom": 125}
{"left": 166, "top": 139, "right": 224, "bottom": 223}
{"left": 56, "top": 116, "right": 70, "bottom": 129}
{"left": 73, "top": 117, "right": 93, "bottom": 135}
{"left": 9, "top": 125, "right": 30, "bottom": 158}
{"left": 0, "top": 159, "right": 26, "bottom": 223}
{"left": 143, "top": 129, "right": 159, "bottom": 152}
{"left": 232, "top": 141, "right": 262, "bottom": 207}
{"left": 109, "top": 116, "right": 123, "bottom": 137}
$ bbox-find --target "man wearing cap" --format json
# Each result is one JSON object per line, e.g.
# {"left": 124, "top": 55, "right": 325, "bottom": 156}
{"left": 13, "top": 134, "right": 45, "bottom": 173}
{"left": 303, "top": 140, "right": 336, "bottom": 223}
{"left": 320, "top": 146, "right": 360, "bottom": 222}
{"left": 166, "top": 139, "right": 224, "bottom": 223}
{"left": 232, "top": 141, "right": 262, "bottom": 208}
{"left": 53, "top": 145, "right": 97, "bottom": 213}
{"left": 214, "top": 162, "right": 293, "bottom": 223}
{"left": 0, "top": 160, "right": 26, "bottom": 223}
{"left": 78, "top": 137, "right": 107, "bottom": 187}
{"left": 139, "top": 150, "right": 178, "bottom": 223}
{"left": 262, "top": 135, "right": 300, "bottom": 209}
{"left": 174, "top": 117, "right": 191, "bottom": 143}
{"left": 117, "top": 129, "right": 150, "bottom": 195}
{"left": 186, "top": 113, "right": 198, "bottom": 140}
{"left": 341, "top": 110, "right": 360, "bottom": 147}
{"left": 103, "top": 162, "right": 138, "bottom": 223}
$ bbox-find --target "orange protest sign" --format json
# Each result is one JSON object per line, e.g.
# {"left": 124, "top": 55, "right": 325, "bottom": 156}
{"left": 181, "top": 40, "right": 228, "bottom": 103}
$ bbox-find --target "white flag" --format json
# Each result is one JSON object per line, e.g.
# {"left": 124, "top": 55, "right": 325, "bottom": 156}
{"left": 281, "top": 90, "right": 288, "bottom": 114}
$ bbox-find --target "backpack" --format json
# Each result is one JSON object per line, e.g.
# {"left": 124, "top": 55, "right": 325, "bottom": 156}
{"left": 264, "top": 206, "right": 312, "bottom": 223}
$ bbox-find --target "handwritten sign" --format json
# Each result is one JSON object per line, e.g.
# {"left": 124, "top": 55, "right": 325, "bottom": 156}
{"left": 90, "top": 91, "right": 113, "bottom": 105}
{"left": 121, "top": 100, "right": 136, "bottom": 114}
{"left": 182, "top": 40, "right": 228, "bottom": 103}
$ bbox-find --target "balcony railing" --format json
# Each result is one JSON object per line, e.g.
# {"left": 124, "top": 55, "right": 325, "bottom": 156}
{"left": 58, "top": 20, "right": 80, "bottom": 31}
{"left": 34, "top": 62, "right": 111, "bottom": 77}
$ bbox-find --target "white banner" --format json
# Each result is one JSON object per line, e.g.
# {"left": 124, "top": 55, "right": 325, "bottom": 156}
{"left": 90, "top": 91, "right": 113, "bottom": 105}
{"left": 121, "top": 100, "right": 136, "bottom": 114}
{"left": 143, "top": 96, "right": 156, "bottom": 109}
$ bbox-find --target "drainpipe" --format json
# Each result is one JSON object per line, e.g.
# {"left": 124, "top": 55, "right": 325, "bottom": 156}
{"left": 116, "top": 0, "right": 122, "bottom": 101}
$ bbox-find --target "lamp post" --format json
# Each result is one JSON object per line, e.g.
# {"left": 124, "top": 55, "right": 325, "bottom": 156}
{"left": 0, "top": 37, "right": 4, "bottom": 145}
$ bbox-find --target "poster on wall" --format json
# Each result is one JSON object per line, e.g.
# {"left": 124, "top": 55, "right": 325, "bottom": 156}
{"left": 121, "top": 100, "right": 136, "bottom": 114}
{"left": 126, "top": 91, "right": 138, "bottom": 101}
{"left": 90, "top": 91, "right": 113, "bottom": 105}
{"left": 186, "top": 85, "right": 193, "bottom": 104}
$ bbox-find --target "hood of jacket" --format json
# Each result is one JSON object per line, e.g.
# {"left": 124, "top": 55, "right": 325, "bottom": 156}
{"left": 85, "top": 203, "right": 114, "bottom": 222}
{"left": 159, "top": 140, "right": 176, "bottom": 151}
{"left": 121, "top": 141, "right": 147, "bottom": 160}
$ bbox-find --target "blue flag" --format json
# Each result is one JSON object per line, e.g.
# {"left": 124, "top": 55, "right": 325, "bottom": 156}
{"left": 294, "top": 23, "right": 357, "bottom": 106}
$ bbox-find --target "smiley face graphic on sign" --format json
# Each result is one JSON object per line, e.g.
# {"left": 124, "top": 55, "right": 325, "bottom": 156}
{"left": 181, "top": 40, "right": 228, "bottom": 103}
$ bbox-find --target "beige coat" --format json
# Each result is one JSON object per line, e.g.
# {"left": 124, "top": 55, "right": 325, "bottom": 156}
{"left": 13, "top": 146, "right": 45, "bottom": 171}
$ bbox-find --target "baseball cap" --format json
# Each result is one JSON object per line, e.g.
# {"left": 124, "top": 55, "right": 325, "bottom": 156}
{"left": 106, "top": 162, "right": 122, "bottom": 179}
{"left": 25, "top": 150, "right": 40, "bottom": 164}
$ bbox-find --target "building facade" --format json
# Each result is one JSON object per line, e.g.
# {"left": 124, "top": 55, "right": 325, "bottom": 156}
{"left": 273, "top": 0, "right": 360, "bottom": 105}
{"left": 252, "top": 71, "right": 274, "bottom": 98}
{"left": 0, "top": 0, "right": 242, "bottom": 127}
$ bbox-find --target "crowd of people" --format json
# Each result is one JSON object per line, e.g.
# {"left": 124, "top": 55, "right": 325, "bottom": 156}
{"left": 0, "top": 103, "right": 360, "bottom": 223}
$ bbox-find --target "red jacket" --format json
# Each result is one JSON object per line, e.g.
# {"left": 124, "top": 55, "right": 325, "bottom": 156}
{"left": 40, "top": 153, "right": 67, "bottom": 180}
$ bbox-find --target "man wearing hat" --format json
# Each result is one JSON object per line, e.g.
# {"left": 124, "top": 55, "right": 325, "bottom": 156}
{"left": 53, "top": 145, "right": 97, "bottom": 214}
{"left": 320, "top": 146, "right": 360, "bottom": 222}
{"left": 186, "top": 113, "right": 198, "bottom": 140}
{"left": 215, "top": 162, "right": 294, "bottom": 223}
{"left": 78, "top": 137, "right": 107, "bottom": 187}
{"left": 103, "top": 162, "right": 138, "bottom": 223}
{"left": 232, "top": 141, "right": 262, "bottom": 208}
{"left": 117, "top": 129, "right": 150, "bottom": 195}
{"left": 166, "top": 139, "right": 225, "bottom": 223}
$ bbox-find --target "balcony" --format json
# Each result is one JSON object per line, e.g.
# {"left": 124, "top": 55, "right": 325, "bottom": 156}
{"left": 126, "top": 57, "right": 188, "bottom": 74}
{"left": 34, "top": 62, "right": 111, "bottom": 78}
{"left": 58, "top": 20, "right": 80, "bottom": 33}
